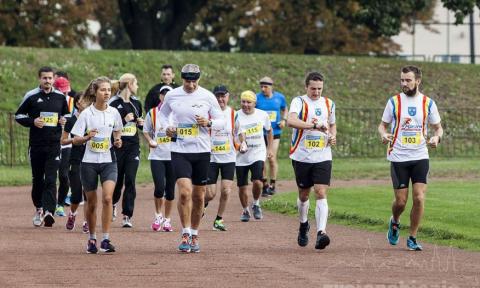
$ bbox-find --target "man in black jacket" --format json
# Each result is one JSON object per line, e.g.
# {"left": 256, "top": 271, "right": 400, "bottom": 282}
{"left": 144, "top": 64, "right": 178, "bottom": 111}
{"left": 15, "top": 66, "right": 69, "bottom": 228}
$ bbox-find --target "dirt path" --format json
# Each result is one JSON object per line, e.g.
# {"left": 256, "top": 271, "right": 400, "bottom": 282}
{"left": 0, "top": 183, "right": 479, "bottom": 287}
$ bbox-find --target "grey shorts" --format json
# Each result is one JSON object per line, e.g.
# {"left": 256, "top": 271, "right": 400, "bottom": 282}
{"left": 80, "top": 162, "right": 118, "bottom": 192}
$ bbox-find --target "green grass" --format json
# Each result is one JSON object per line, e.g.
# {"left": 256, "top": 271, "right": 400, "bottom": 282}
{"left": 3, "top": 157, "right": 478, "bottom": 186}
{"left": 262, "top": 180, "right": 480, "bottom": 251}
{"left": 1, "top": 46, "right": 480, "bottom": 111}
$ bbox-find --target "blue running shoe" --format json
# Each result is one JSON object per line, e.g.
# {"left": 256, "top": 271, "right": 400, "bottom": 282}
{"left": 178, "top": 233, "right": 191, "bottom": 253}
{"left": 407, "top": 236, "right": 423, "bottom": 251}
{"left": 190, "top": 235, "right": 200, "bottom": 253}
{"left": 100, "top": 239, "right": 116, "bottom": 253}
{"left": 64, "top": 192, "right": 72, "bottom": 206}
{"left": 387, "top": 217, "right": 400, "bottom": 245}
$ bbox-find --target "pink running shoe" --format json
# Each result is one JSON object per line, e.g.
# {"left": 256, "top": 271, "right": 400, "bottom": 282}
{"left": 162, "top": 218, "right": 173, "bottom": 232}
{"left": 151, "top": 215, "right": 164, "bottom": 231}
{"left": 82, "top": 221, "right": 89, "bottom": 234}
{"left": 66, "top": 212, "right": 76, "bottom": 231}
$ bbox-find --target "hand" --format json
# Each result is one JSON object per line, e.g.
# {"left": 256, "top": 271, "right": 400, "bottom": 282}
{"left": 149, "top": 139, "right": 158, "bottom": 148}
{"left": 136, "top": 117, "right": 144, "bottom": 126}
{"left": 381, "top": 133, "right": 393, "bottom": 145}
{"left": 195, "top": 115, "right": 210, "bottom": 127}
{"left": 428, "top": 136, "right": 440, "bottom": 148}
{"left": 124, "top": 113, "right": 134, "bottom": 122}
{"left": 239, "top": 141, "right": 248, "bottom": 153}
{"left": 267, "top": 149, "right": 274, "bottom": 159}
{"left": 278, "top": 119, "right": 286, "bottom": 129}
{"left": 59, "top": 117, "right": 66, "bottom": 127}
{"left": 328, "top": 134, "right": 336, "bottom": 146}
{"left": 34, "top": 117, "right": 45, "bottom": 128}
{"left": 86, "top": 128, "right": 98, "bottom": 140}
{"left": 114, "top": 138, "right": 122, "bottom": 148}
{"left": 166, "top": 126, "right": 176, "bottom": 137}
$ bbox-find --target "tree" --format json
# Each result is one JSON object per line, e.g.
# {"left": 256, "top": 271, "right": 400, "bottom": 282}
{"left": 117, "top": 0, "right": 207, "bottom": 49}
{"left": 441, "top": 0, "right": 480, "bottom": 24}
{"left": 183, "top": 0, "right": 436, "bottom": 54}
{"left": 93, "top": 1, "right": 131, "bottom": 49}
{"left": 0, "top": 0, "right": 92, "bottom": 47}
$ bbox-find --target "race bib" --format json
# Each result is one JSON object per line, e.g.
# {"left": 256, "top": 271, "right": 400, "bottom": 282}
{"left": 40, "top": 112, "right": 58, "bottom": 127}
{"left": 156, "top": 131, "right": 171, "bottom": 145}
{"left": 177, "top": 123, "right": 199, "bottom": 139}
{"left": 304, "top": 134, "right": 326, "bottom": 150}
{"left": 89, "top": 137, "right": 110, "bottom": 153}
{"left": 267, "top": 111, "right": 277, "bottom": 122}
{"left": 401, "top": 131, "right": 421, "bottom": 145}
{"left": 122, "top": 122, "right": 137, "bottom": 136}
{"left": 212, "top": 140, "right": 231, "bottom": 154}
{"left": 244, "top": 123, "right": 262, "bottom": 136}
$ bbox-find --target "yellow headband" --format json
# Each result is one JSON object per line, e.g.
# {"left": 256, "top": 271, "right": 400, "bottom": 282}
{"left": 240, "top": 90, "right": 256, "bottom": 102}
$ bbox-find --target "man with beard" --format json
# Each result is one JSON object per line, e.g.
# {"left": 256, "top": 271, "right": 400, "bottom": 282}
{"left": 378, "top": 65, "right": 443, "bottom": 251}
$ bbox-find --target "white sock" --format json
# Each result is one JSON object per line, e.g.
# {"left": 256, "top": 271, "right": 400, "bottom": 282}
{"left": 253, "top": 199, "right": 260, "bottom": 206}
{"left": 182, "top": 227, "right": 191, "bottom": 235}
{"left": 155, "top": 212, "right": 163, "bottom": 218}
{"left": 102, "top": 233, "right": 109, "bottom": 240}
{"left": 315, "top": 199, "right": 328, "bottom": 233}
{"left": 297, "top": 198, "right": 309, "bottom": 223}
{"left": 191, "top": 229, "right": 198, "bottom": 236}
{"left": 243, "top": 207, "right": 250, "bottom": 213}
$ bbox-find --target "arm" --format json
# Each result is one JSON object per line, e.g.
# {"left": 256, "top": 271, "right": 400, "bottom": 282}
{"left": 15, "top": 97, "right": 37, "bottom": 128}
{"left": 266, "top": 128, "right": 274, "bottom": 158}
{"left": 60, "top": 130, "right": 72, "bottom": 145}
{"left": 378, "top": 121, "right": 393, "bottom": 145}
{"left": 142, "top": 112, "right": 157, "bottom": 148}
{"left": 113, "top": 130, "right": 122, "bottom": 148}
{"left": 279, "top": 95, "right": 288, "bottom": 128}
{"left": 328, "top": 123, "right": 337, "bottom": 146}
{"left": 72, "top": 129, "right": 97, "bottom": 145}
{"left": 428, "top": 122, "right": 443, "bottom": 148}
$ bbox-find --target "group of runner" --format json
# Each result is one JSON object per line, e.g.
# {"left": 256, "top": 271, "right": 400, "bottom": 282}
{"left": 15, "top": 64, "right": 443, "bottom": 254}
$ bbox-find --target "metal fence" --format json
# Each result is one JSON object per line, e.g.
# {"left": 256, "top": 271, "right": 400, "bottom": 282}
{"left": 1, "top": 108, "right": 479, "bottom": 166}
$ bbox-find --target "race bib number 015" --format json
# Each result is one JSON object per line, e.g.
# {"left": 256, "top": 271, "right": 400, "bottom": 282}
{"left": 177, "top": 124, "right": 199, "bottom": 139}
{"left": 89, "top": 137, "right": 110, "bottom": 153}
{"left": 40, "top": 112, "right": 58, "bottom": 127}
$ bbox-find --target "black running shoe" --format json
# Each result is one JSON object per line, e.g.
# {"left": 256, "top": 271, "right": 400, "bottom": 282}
{"left": 297, "top": 221, "right": 310, "bottom": 247}
{"left": 43, "top": 212, "right": 55, "bottom": 227}
{"left": 100, "top": 239, "right": 116, "bottom": 253}
{"left": 86, "top": 239, "right": 98, "bottom": 254}
{"left": 315, "top": 231, "right": 330, "bottom": 250}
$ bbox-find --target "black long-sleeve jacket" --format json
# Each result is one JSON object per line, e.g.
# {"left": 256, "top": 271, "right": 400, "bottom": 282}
{"left": 15, "top": 87, "right": 69, "bottom": 147}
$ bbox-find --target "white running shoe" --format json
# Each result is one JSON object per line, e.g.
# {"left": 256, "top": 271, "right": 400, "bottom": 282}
{"left": 33, "top": 208, "right": 44, "bottom": 227}
{"left": 122, "top": 215, "right": 133, "bottom": 228}
{"left": 151, "top": 215, "right": 164, "bottom": 231}
{"left": 112, "top": 204, "right": 117, "bottom": 222}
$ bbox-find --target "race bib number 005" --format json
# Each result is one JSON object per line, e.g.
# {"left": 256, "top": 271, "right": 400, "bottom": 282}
{"left": 89, "top": 137, "right": 110, "bottom": 153}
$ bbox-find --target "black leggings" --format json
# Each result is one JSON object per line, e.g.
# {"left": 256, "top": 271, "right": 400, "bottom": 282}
{"left": 57, "top": 147, "right": 71, "bottom": 205}
{"left": 69, "top": 162, "right": 84, "bottom": 205}
{"left": 151, "top": 160, "right": 175, "bottom": 201}
{"left": 112, "top": 145, "right": 140, "bottom": 217}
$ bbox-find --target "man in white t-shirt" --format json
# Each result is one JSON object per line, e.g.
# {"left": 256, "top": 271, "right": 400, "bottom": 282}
{"left": 159, "top": 64, "right": 225, "bottom": 253}
{"left": 204, "top": 85, "right": 237, "bottom": 231}
{"left": 235, "top": 90, "right": 273, "bottom": 222}
{"left": 378, "top": 65, "right": 443, "bottom": 251}
{"left": 287, "top": 72, "right": 336, "bottom": 250}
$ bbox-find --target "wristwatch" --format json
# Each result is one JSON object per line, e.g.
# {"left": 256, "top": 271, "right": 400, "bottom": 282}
{"left": 313, "top": 123, "right": 317, "bottom": 130}
{"left": 207, "top": 120, "right": 212, "bottom": 127}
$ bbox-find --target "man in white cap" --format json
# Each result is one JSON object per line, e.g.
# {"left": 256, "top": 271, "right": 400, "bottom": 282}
{"left": 159, "top": 64, "right": 225, "bottom": 253}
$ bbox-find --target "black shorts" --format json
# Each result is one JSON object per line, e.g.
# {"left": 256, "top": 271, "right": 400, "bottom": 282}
{"left": 235, "top": 161, "right": 264, "bottom": 187}
{"left": 80, "top": 162, "right": 118, "bottom": 192}
{"left": 390, "top": 159, "right": 429, "bottom": 189}
{"left": 207, "top": 162, "right": 235, "bottom": 184}
{"left": 263, "top": 134, "right": 281, "bottom": 145}
{"left": 292, "top": 160, "right": 332, "bottom": 188}
{"left": 171, "top": 152, "right": 210, "bottom": 186}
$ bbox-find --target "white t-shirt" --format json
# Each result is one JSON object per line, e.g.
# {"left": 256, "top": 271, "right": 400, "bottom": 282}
{"left": 71, "top": 104, "right": 123, "bottom": 163}
{"left": 158, "top": 86, "right": 225, "bottom": 153}
{"left": 235, "top": 108, "right": 271, "bottom": 166}
{"left": 143, "top": 106, "right": 172, "bottom": 161}
{"left": 289, "top": 95, "right": 335, "bottom": 163}
{"left": 381, "top": 92, "right": 441, "bottom": 162}
{"left": 210, "top": 106, "right": 236, "bottom": 163}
